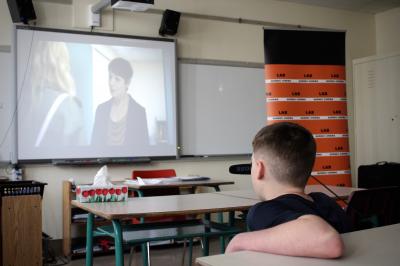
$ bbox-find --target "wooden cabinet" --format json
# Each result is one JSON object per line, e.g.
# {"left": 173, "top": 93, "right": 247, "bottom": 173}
{"left": 1, "top": 195, "right": 42, "bottom": 266}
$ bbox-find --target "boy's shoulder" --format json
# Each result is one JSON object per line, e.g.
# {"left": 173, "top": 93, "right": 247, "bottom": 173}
{"left": 248, "top": 192, "right": 351, "bottom": 233}
{"left": 247, "top": 194, "right": 309, "bottom": 230}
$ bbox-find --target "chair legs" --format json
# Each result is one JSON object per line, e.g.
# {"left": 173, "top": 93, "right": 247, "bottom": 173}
{"left": 181, "top": 238, "right": 195, "bottom": 266}
{"left": 188, "top": 238, "right": 193, "bottom": 266}
{"left": 128, "top": 247, "right": 135, "bottom": 266}
{"left": 140, "top": 242, "right": 150, "bottom": 266}
{"left": 128, "top": 243, "right": 150, "bottom": 266}
{"left": 181, "top": 239, "right": 187, "bottom": 266}
{"left": 147, "top": 242, "right": 151, "bottom": 266}
{"left": 129, "top": 239, "right": 195, "bottom": 266}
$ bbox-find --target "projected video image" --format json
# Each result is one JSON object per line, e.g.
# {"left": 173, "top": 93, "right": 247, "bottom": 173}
{"left": 17, "top": 29, "right": 177, "bottom": 160}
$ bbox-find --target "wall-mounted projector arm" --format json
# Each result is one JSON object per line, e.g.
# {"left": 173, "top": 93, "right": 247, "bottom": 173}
{"left": 89, "top": 1, "right": 154, "bottom": 27}
{"left": 91, "top": 0, "right": 111, "bottom": 14}
{"left": 89, "top": 0, "right": 111, "bottom": 27}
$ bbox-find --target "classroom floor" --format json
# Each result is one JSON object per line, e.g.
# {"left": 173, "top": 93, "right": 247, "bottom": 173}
{"left": 66, "top": 239, "right": 221, "bottom": 266}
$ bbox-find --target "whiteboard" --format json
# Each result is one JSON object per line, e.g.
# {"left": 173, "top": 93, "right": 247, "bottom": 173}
{"left": 0, "top": 49, "right": 15, "bottom": 164}
{"left": 178, "top": 63, "right": 266, "bottom": 156}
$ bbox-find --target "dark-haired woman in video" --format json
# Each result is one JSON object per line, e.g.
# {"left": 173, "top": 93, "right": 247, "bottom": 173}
{"left": 91, "top": 57, "right": 149, "bottom": 149}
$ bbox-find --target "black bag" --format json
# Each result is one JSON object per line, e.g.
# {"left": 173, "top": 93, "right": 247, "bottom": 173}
{"left": 358, "top": 161, "right": 400, "bottom": 188}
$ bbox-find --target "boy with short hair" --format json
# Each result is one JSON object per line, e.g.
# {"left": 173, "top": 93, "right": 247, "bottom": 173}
{"left": 226, "top": 122, "right": 350, "bottom": 258}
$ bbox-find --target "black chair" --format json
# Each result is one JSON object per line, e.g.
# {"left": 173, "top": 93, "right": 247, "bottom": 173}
{"left": 345, "top": 186, "right": 400, "bottom": 231}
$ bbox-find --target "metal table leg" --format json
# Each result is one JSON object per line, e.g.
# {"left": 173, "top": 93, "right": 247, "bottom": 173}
{"left": 112, "top": 219, "right": 124, "bottom": 266}
{"left": 85, "top": 213, "right": 94, "bottom": 266}
{"left": 136, "top": 190, "right": 149, "bottom": 265}
{"left": 213, "top": 186, "right": 226, "bottom": 253}
{"left": 202, "top": 213, "right": 211, "bottom": 256}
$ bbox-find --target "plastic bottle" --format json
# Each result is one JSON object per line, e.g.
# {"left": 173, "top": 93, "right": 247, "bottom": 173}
{"left": 11, "top": 168, "right": 18, "bottom": 181}
{"left": 16, "top": 169, "right": 22, "bottom": 181}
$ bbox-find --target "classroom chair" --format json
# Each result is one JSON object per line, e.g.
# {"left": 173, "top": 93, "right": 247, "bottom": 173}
{"left": 130, "top": 169, "right": 191, "bottom": 265}
{"left": 131, "top": 169, "right": 188, "bottom": 223}
{"left": 345, "top": 186, "right": 400, "bottom": 231}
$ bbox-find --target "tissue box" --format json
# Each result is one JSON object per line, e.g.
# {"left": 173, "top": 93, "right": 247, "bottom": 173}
{"left": 76, "top": 185, "right": 128, "bottom": 203}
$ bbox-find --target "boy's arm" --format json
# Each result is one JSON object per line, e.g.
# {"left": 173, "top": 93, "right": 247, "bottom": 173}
{"left": 226, "top": 214, "right": 344, "bottom": 258}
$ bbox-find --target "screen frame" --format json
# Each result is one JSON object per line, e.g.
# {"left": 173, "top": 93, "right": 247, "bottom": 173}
{"left": 14, "top": 25, "right": 178, "bottom": 164}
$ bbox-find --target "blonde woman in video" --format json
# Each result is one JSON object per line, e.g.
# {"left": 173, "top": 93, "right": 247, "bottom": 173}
{"left": 91, "top": 57, "right": 149, "bottom": 148}
{"left": 27, "top": 41, "right": 84, "bottom": 147}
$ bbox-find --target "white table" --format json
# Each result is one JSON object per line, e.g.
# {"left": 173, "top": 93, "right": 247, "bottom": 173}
{"left": 196, "top": 223, "right": 400, "bottom": 266}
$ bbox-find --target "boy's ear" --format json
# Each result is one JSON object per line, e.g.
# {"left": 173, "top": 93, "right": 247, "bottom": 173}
{"left": 254, "top": 158, "right": 266, "bottom": 181}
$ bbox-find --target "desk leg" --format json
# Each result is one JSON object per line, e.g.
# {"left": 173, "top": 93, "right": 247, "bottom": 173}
{"left": 203, "top": 213, "right": 210, "bottom": 256}
{"left": 188, "top": 238, "right": 193, "bottom": 266}
{"left": 136, "top": 190, "right": 149, "bottom": 265}
{"left": 213, "top": 186, "right": 226, "bottom": 253}
{"left": 213, "top": 187, "right": 222, "bottom": 223}
{"left": 112, "top": 220, "right": 124, "bottom": 266}
{"left": 227, "top": 211, "right": 236, "bottom": 243}
{"left": 85, "top": 213, "right": 94, "bottom": 266}
{"left": 228, "top": 211, "right": 235, "bottom": 227}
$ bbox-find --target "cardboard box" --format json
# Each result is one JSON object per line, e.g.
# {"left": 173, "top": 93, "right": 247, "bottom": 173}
{"left": 76, "top": 185, "right": 128, "bottom": 203}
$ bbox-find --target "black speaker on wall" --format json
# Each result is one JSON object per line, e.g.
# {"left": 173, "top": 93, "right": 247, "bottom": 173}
{"left": 7, "top": 0, "right": 36, "bottom": 24}
{"left": 159, "top": 9, "right": 181, "bottom": 36}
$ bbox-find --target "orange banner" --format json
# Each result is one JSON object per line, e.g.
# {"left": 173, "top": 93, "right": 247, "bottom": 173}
{"left": 265, "top": 64, "right": 351, "bottom": 186}
{"left": 265, "top": 64, "right": 346, "bottom": 80}
{"left": 307, "top": 174, "right": 352, "bottom": 187}
{"left": 266, "top": 83, "right": 346, "bottom": 98}
{"left": 315, "top": 138, "right": 349, "bottom": 153}
{"left": 268, "top": 120, "right": 348, "bottom": 135}
{"left": 267, "top": 101, "right": 348, "bottom": 117}
{"left": 313, "top": 156, "right": 351, "bottom": 172}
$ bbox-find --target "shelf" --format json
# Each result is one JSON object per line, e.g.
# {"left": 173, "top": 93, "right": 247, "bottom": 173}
{"left": 72, "top": 219, "right": 110, "bottom": 226}
{"left": 63, "top": 181, "right": 126, "bottom": 257}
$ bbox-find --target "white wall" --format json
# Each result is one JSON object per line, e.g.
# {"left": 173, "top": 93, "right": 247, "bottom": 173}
{"left": 0, "top": 0, "right": 378, "bottom": 239}
{"left": 375, "top": 7, "right": 400, "bottom": 55}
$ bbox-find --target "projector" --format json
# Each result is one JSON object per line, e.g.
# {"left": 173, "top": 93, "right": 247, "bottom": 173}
{"left": 111, "top": 0, "right": 154, "bottom": 11}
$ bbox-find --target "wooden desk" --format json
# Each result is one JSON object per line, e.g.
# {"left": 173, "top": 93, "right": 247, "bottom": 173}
{"left": 196, "top": 223, "right": 400, "bottom": 266}
{"left": 72, "top": 193, "right": 258, "bottom": 266}
{"left": 213, "top": 185, "right": 363, "bottom": 201}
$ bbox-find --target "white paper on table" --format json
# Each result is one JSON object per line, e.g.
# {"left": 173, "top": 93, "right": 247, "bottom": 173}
{"left": 124, "top": 177, "right": 180, "bottom": 185}
{"left": 177, "top": 176, "right": 210, "bottom": 181}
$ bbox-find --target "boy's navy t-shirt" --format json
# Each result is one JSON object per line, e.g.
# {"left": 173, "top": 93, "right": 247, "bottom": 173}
{"left": 247, "top": 192, "right": 351, "bottom": 233}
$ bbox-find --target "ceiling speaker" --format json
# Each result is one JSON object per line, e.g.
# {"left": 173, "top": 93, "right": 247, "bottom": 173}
{"left": 7, "top": 0, "right": 36, "bottom": 24}
{"left": 159, "top": 9, "right": 181, "bottom": 36}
